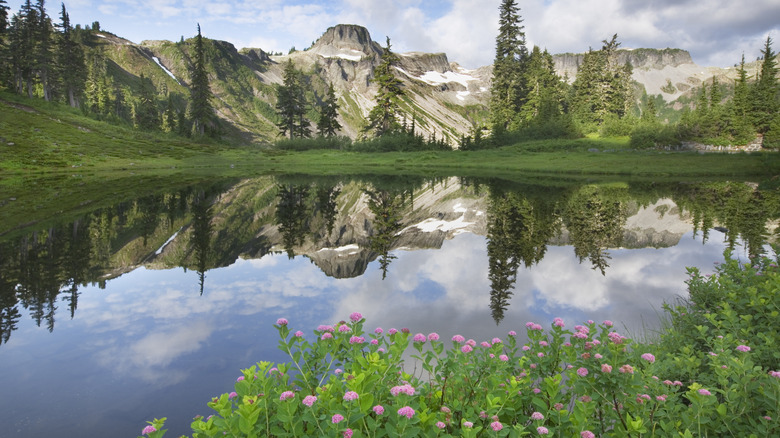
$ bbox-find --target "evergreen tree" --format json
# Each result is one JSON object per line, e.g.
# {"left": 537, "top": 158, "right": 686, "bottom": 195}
{"left": 133, "top": 73, "right": 158, "bottom": 130}
{"left": 9, "top": 0, "right": 37, "bottom": 96}
{"left": 572, "top": 35, "right": 633, "bottom": 126}
{"left": 33, "top": 0, "right": 53, "bottom": 101}
{"left": 364, "top": 37, "right": 404, "bottom": 137}
{"left": 751, "top": 36, "right": 778, "bottom": 133}
{"left": 0, "top": 0, "right": 9, "bottom": 85}
{"left": 317, "top": 82, "right": 341, "bottom": 137}
{"left": 189, "top": 24, "right": 214, "bottom": 136}
{"left": 162, "top": 93, "right": 177, "bottom": 132}
{"left": 55, "top": 2, "right": 85, "bottom": 107}
{"left": 489, "top": 0, "right": 528, "bottom": 132}
{"left": 275, "top": 59, "right": 310, "bottom": 139}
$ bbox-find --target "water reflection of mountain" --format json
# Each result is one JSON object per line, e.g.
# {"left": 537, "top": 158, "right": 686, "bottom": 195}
{"left": 0, "top": 177, "right": 777, "bottom": 342}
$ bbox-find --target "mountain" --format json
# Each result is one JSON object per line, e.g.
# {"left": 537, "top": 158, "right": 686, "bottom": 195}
{"left": 90, "top": 24, "right": 749, "bottom": 144}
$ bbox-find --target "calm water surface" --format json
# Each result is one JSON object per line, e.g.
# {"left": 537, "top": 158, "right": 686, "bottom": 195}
{"left": 0, "top": 175, "right": 774, "bottom": 437}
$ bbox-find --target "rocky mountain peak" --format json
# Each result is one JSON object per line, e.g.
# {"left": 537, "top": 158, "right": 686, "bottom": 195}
{"left": 309, "top": 24, "right": 383, "bottom": 60}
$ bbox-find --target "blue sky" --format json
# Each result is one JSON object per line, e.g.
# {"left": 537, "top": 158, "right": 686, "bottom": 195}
{"left": 7, "top": 0, "right": 780, "bottom": 68}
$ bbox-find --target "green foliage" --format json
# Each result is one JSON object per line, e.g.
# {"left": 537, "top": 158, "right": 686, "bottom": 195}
{"left": 489, "top": 0, "right": 528, "bottom": 131}
{"left": 317, "top": 82, "right": 341, "bottom": 137}
{"left": 189, "top": 24, "right": 215, "bottom": 137}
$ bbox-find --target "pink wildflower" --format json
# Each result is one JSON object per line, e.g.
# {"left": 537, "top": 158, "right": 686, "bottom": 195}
{"left": 537, "top": 352, "right": 545, "bottom": 358}
{"left": 388, "top": 328, "right": 398, "bottom": 335}
{"left": 601, "top": 364, "right": 613, "bottom": 373}
{"left": 619, "top": 364, "right": 634, "bottom": 374}
{"left": 594, "top": 353, "right": 603, "bottom": 359}
{"left": 508, "top": 330, "right": 517, "bottom": 336}
{"left": 461, "top": 344, "right": 473, "bottom": 353}
{"left": 343, "top": 391, "right": 359, "bottom": 401}
{"left": 481, "top": 341, "right": 491, "bottom": 348}
{"left": 499, "top": 354, "right": 509, "bottom": 362}
{"left": 539, "top": 340, "right": 548, "bottom": 347}
{"left": 436, "top": 421, "right": 446, "bottom": 429}
{"left": 656, "top": 395, "right": 667, "bottom": 402}
{"left": 581, "top": 431, "right": 595, "bottom": 438}
{"left": 641, "top": 353, "right": 656, "bottom": 363}
{"left": 374, "top": 327, "right": 383, "bottom": 334}
{"left": 317, "top": 324, "right": 334, "bottom": 332}
{"left": 280, "top": 391, "right": 294, "bottom": 401}
{"left": 413, "top": 333, "right": 427, "bottom": 342}
{"left": 736, "top": 345, "right": 751, "bottom": 352}
{"left": 373, "top": 405, "right": 384, "bottom": 415}
{"left": 492, "top": 337, "right": 502, "bottom": 344}
{"left": 525, "top": 321, "right": 535, "bottom": 328}
{"left": 370, "top": 339, "right": 379, "bottom": 345}
{"left": 533, "top": 388, "right": 541, "bottom": 394}
{"left": 349, "top": 336, "right": 363, "bottom": 344}
{"left": 491, "top": 421, "right": 503, "bottom": 431}
{"left": 390, "top": 384, "right": 415, "bottom": 396}
{"left": 142, "top": 425, "right": 157, "bottom": 435}
{"left": 662, "top": 379, "right": 673, "bottom": 385}
{"left": 531, "top": 412, "right": 544, "bottom": 421}
{"left": 532, "top": 323, "right": 543, "bottom": 331}
{"left": 397, "top": 406, "right": 415, "bottom": 419}
{"left": 332, "top": 414, "right": 344, "bottom": 424}
{"left": 321, "top": 333, "right": 333, "bottom": 340}
{"left": 673, "top": 381, "right": 683, "bottom": 386}
{"left": 349, "top": 312, "right": 362, "bottom": 322}
{"left": 343, "top": 428, "right": 353, "bottom": 438}
{"left": 522, "top": 345, "right": 531, "bottom": 351}
{"left": 229, "top": 391, "right": 238, "bottom": 399}
{"left": 537, "top": 426, "right": 549, "bottom": 435}
{"left": 294, "top": 330, "right": 303, "bottom": 337}
{"left": 553, "top": 317, "right": 565, "bottom": 327}
{"left": 770, "top": 371, "right": 780, "bottom": 378}
{"left": 577, "top": 367, "right": 589, "bottom": 377}
{"left": 338, "top": 325, "right": 351, "bottom": 333}
{"left": 428, "top": 332, "right": 440, "bottom": 341}
{"left": 463, "top": 421, "right": 474, "bottom": 428}
{"left": 237, "top": 376, "right": 245, "bottom": 382}
{"left": 698, "top": 389, "right": 712, "bottom": 396}
{"left": 335, "top": 368, "right": 343, "bottom": 374}
{"left": 603, "top": 320, "right": 613, "bottom": 327}
{"left": 764, "top": 416, "right": 772, "bottom": 421}
{"left": 466, "top": 339, "right": 477, "bottom": 346}
{"left": 276, "top": 318, "right": 288, "bottom": 326}
{"left": 302, "top": 395, "right": 317, "bottom": 407}
{"left": 441, "top": 406, "right": 451, "bottom": 414}
{"left": 452, "top": 334, "right": 465, "bottom": 343}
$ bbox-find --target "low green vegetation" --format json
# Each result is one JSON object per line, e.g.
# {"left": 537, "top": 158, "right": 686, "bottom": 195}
{"left": 138, "top": 251, "right": 780, "bottom": 437}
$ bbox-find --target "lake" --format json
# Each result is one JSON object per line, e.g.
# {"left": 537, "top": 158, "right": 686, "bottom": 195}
{"left": 0, "top": 174, "right": 776, "bottom": 437}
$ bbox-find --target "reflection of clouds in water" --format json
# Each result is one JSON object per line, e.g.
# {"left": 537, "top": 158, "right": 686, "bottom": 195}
{"left": 95, "top": 321, "right": 214, "bottom": 385}
{"left": 328, "top": 231, "right": 734, "bottom": 343}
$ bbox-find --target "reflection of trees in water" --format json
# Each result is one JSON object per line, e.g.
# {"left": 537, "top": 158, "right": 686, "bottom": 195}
{"left": 314, "top": 186, "right": 341, "bottom": 242}
{"left": 673, "top": 182, "right": 780, "bottom": 259}
{"left": 364, "top": 188, "right": 406, "bottom": 280}
{"left": 563, "top": 185, "right": 629, "bottom": 275}
{"left": 0, "top": 185, "right": 214, "bottom": 344}
{"left": 275, "top": 184, "right": 312, "bottom": 259}
{"left": 190, "top": 191, "right": 213, "bottom": 296}
{"left": 486, "top": 190, "right": 561, "bottom": 324}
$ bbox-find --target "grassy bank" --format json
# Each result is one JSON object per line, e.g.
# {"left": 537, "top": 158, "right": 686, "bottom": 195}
{"left": 2, "top": 92, "right": 779, "bottom": 180}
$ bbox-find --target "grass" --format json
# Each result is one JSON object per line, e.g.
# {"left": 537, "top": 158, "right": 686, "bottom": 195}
{"left": 2, "top": 90, "right": 779, "bottom": 182}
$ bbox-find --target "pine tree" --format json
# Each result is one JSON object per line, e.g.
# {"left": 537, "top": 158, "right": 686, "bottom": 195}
{"left": 489, "top": 0, "right": 528, "bottom": 133}
{"left": 364, "top": 37, "right": 404, "bottom": 137}
{"left": 133, "top": 73, "right": 158, "bottom": 130}
{"left": 189, "top": 24, "right": 214, "bottom": 136}
{"left": 56, "top": 2, "right": 85, "bottom": 107}
{"left": 9, "top": 0, "right": 37, "bottom": 96}
{"left": 33, "top": 0, "right": 53, "bottom": 101}
{"left": 751, "top": 36, "right": 778, "bottom": 133}
{"left": 0, "top": 0, "right": 9, "bottom": 84}
{"left": 275, "top": 59, "right": 310, "bottom": 139}
{"left": 317, "top": 82, "right": 341, "bottom": 137}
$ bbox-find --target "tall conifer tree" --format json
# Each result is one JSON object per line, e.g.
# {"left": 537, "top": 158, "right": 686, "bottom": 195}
{"left": 56, "top": 2, "right": 85, "bottom": 107}
{"left": 364, "top": 37, "right": 404, "bottom": 137}
{"left": 275, "top": 59, "right": 310, "bottom": 139}
{"left": 317, "top": 82, "right": 341, "bottom": 137}
{"left": 189, "top": 24, "right": 214, "bottom": 136}
{"left": 751, "top": 36, "right": 778, "bottom": 133}
{"left": 489, "top": 0, "right": 528, "bottom": 132}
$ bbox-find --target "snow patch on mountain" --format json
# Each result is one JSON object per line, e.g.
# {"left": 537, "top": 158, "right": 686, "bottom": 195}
{"left": 152, "top": 56, "right": 180, "bottom": 84}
